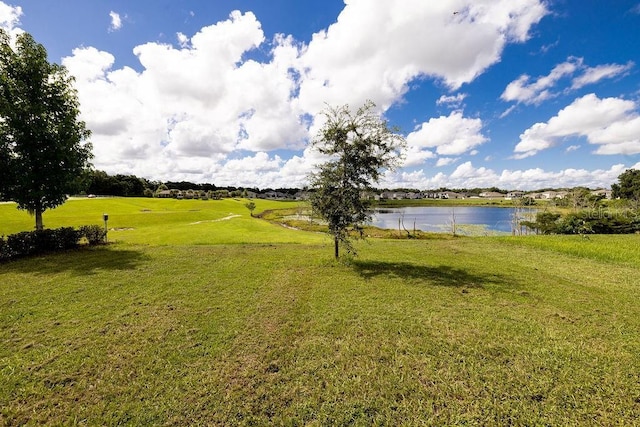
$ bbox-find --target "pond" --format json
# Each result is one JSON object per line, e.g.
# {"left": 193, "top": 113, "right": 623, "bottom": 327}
{"left": 369, "top": 206, "right": 536, "bottom": 235}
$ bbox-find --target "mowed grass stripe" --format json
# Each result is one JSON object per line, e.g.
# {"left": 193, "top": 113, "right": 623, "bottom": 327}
{"left": 2, "top": 235, "right": 640, "bottom": 424}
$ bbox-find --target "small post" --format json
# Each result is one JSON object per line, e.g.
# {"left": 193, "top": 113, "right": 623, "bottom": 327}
{"left": 103, "top": 213, "right": 109, "bottom": 243}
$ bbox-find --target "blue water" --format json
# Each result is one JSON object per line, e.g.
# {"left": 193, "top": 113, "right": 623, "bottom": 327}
{"left": 369, "top": 206, "right": 534, "bottom": 234}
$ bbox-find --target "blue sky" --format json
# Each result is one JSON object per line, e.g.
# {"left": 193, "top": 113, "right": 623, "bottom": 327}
{"left": 2, "top": 0, "right": 639, "bottom": 190}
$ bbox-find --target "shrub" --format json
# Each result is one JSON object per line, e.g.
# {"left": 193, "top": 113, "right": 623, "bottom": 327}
{"left": 34, "top": 229, "right": 58, "bottom": 252}
{"left": 53, "top": 227, "right": 82, "bottom": 250}
{"left": 79, "top": 225, "right": 106, "bottom": 245}
{"left": 523, "top": 212, "right": 561, "bottom": 234}
{"left": 6, "top": 231, "right": 38, "bottom": 258}
{"left": 0, "top": 226, "right": 86, "bottom": 262}
{"left": 524, "top": 209, "right": 640, "bottom": 234}
{"left": 0, "top": 236, "right": 9, "bottom": 261}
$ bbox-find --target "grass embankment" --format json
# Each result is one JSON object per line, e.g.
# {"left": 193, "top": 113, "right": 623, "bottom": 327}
{"left": 1, "top": 198, "right": 639, "bottom": 425}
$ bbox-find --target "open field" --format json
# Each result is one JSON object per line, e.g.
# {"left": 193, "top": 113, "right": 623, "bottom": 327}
{"left": 0, "top": 198, "right": 321, "bottom": 246}
{"left": 1, "top": 198, "right": 640, "bottom": 425}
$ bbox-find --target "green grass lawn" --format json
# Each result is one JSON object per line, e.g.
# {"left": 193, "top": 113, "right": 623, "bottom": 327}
{"left": 0, "top": 197, "right": 322, "bottom": 246}
{"left": 1, "top": 198, "right": 639, "bottom": 425}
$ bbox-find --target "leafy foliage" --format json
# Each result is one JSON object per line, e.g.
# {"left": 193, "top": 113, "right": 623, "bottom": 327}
{"left": 524, "top": 209, "right": 640, "bottom": 234}
{"left": 244, "top": 201, "right": 256, "bottom": 216}
{"left": 308, "top": 101, "right": 405, "bottom": 258}
{"left": 0, "top": 30, "right": 92, "bottom": 229}
{"left": 0, "top": 225, "right": 105, "bottom": 262}
{"left": 612, "top": 169, "right": 640, "bottom": 201}
{"left": 78, "top": 224, "right": 107, "bottom": 245}
{"left": 86, "top": 170, "right": 150, "bottom": 197}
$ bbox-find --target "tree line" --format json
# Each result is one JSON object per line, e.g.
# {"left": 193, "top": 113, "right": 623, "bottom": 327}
{"left": 81, "top": 170, "right": 300, "bottom": 199}
{"left": 75, "top": 169, "right": 640, "bottom": 203}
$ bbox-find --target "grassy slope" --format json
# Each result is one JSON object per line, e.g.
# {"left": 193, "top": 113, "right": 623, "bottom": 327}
{"left": 0, "top": 198, "right": 322, "bottom": 245}
{"left": 1, "top": 198, "right": 640, "bottom": 425}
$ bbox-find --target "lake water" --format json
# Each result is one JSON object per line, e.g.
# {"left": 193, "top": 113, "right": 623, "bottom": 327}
{"left": 369, "top": 206, "right": 535, "bottom": 234}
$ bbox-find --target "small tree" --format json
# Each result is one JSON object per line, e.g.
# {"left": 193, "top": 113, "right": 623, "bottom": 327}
{"left": 308, "top": 100, "right": 405, "bottom": 259}
{"left": 245, "top": 201, "right": 256, "bottom": 217}
{"left": 0, "top": 30, "right": 92, "bottom": 230}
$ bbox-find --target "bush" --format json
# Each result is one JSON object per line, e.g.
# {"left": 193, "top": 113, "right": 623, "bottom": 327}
{"left": 34, "top": 229, "right": 58, "bottom": 252}
{"left": 524, "top": 209, "right": 640, "bottom": 235}
{"left": 53, "top": 227, "right": 82, "bottom": 250}
{"left": 79, "top": 225, "right": 106, "bottom": 245}
{"left": 0, "top": 225, "right": 101, "bottom": 262}
{"left": 0, "top": 236, "right": 9, "bottom": 261}
{"left": 6, "top": 231, "right": 38, "bottom": 258}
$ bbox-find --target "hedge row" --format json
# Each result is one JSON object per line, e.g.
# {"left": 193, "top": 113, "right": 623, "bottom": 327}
{"left": 0, "top": 225, "right": 106, "bottom": 262}
{"left": 522, "top": 210, "right": 640, "bottom": 235}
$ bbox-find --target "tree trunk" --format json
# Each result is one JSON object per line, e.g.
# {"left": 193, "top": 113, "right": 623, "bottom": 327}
{"left": 35, "top": 208, "right": 44, "bottom": 230}
{"left": 334, "top": 236, "right": 339, "bottom": 259}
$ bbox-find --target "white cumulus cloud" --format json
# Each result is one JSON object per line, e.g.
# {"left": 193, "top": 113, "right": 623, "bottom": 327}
{"left": 0, "top": 1, "right": 22, "bottom": 39}
{"left": 436, "top": 93, "right": 467, "bottom": 109}
{"left": 514, "top": 94, "right": 640, "bottom": 158}
{"left": 502, "top": 57, "right": 634, "bottom": 105}
{"left": 63, "top": 11, "right": 310, "bottom": 182}
{"left": 406, "top": 112, "right": 488, "bottom": 162}
{"left": 176, "top": 32, "right": 189, "bottom": 48}
{"left": 435, "top": 157, "right": 459, "bottom": 167}
{"left": 571, "top": 61, "right": 634, "bottom": 89}
{"left": 501, "top": 57, "right": 582, "bottom": 104}
{"left": 109, "top": 11, "right": 122, "bottom": 32}
{"left": 297, "top": 0, "right": 547, "bottom": 114}
{"left": 60, "top": 1, "right": 546, "bottom": 185}
{"left": 388, "top": 162, "right": 631, "bottom": 191}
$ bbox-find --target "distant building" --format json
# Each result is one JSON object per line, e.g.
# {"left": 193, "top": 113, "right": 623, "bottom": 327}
{"left": 540, "top": 191, "right": 568, "bottom": 199}
{"left": 438, "top": 191, "right": 464, "bottom": 199}
{"left": 156, "top": 190, "right": 173, "bottom": 198}
{"left": 505, "top": 191, "right": 525, "bottom": 200}
{"left": 479, "top": 191, "right": 504, "bottom": 199}
{"left": 591, "top": 189, "right": 613, "bottom": 200}
{"left": 260, "top": 191, "right": 289, "bottom": 200}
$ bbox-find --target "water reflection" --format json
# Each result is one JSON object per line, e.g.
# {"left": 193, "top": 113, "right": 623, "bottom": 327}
{"left": 369, "top": 206, "right": 535, "bottom": 234}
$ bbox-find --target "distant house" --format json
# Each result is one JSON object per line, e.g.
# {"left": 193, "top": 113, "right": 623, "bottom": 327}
{"left": 156, "top": 190, "right": 173, "bottom": 198}
{"left": 438, "top": 191, "right": 464, "bottom": 199}
{"left": 540, "top": 191, "right": 555, "bottom": 199}
{"left": 380, "top": 191, "right": 404, "bottom": 200}
{"left": 540, "top": 191, "right": 568, "bottom": 200}
{"left": 293, "top": 191, "right": 309, "bottom": 200}
{"left": 261, "top": 191, "right": 289, "bottom": 200}
{"left": 591, "top": 189, "right": 612, "bottom": 200}
{"left": 360, "top": 191, "right": 377, "bottom": 200}
{"left": 505, "top": 191, "right": 525, "bottom": 200}
{"left": 479, "top": 191, "right": 504, "bottom": 199}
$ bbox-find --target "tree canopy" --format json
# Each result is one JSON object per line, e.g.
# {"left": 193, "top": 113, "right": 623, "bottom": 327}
{"left": 0, "top": 30, "right": 92, "bottom": 230}
{"left": 308, "top": 100, "right": 405, "bottom": 259}
{"left": 611, "top": 169, "right": 640, "bottom": 202}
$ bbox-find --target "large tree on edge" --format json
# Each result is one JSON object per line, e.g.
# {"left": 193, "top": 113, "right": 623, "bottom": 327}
{"left": 611, "top": 169, "right": 640, "bottom": 202}
{"left": 308, "top": 100, "right": 405, "bottom": 259}
{"left": 0, "top": 30, "right": 92, "bottom": 230}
